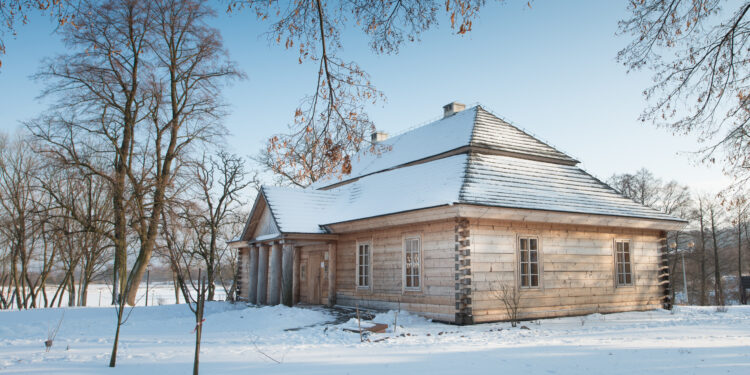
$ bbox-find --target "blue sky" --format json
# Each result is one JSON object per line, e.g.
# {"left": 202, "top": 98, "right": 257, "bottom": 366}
{"left": 0, "top": 1, "right": 730, "bottom": 192}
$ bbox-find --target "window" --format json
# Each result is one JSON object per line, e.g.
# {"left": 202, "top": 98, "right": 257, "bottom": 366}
{"left": 615, "top": 240, "right": 633, "bottom": 286}
{"left": 357, "top": 242, "right": 371, "bottom": 288}
{"left": 404, "top": 237, "right": 421, "bottom": 290}
{"left": 519, "top": 237, "right": 539, "bottom": 288}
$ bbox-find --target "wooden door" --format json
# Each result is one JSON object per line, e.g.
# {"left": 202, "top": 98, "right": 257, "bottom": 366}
{"left": 307, "top": 252, "right": 322, "bottom": 304}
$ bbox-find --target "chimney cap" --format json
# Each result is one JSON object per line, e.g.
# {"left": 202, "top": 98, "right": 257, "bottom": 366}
{"left": 371, "top": 131, "right": 389, "bottom": 143}
{"left": 443, "top": 102, "right": 466, "bottom": 117}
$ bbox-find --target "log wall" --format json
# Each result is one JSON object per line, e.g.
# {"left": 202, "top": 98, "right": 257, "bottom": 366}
{"left": 469, "top": 218, "right": 666, "bottom": 323}
{"left": 334, "top": 220, "right": 457, "bottom": 322}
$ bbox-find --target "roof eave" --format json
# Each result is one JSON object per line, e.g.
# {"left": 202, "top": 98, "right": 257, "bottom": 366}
{"left": 457, "top": 203, "right": 688, "bottom": 231}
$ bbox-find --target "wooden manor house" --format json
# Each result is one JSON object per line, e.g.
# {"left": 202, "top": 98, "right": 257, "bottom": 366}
{"left": 229, "top": 102, "right": 686, "bottom": 324}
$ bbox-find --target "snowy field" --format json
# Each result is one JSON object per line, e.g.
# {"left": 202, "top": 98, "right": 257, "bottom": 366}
{"left": 0, "top": 304, "right": 748, "bottom": 374}
{"left": 7, "top": 283, "right": 229, "bottom": 308}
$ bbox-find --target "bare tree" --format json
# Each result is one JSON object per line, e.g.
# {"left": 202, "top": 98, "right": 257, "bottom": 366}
{"left": 608, "top": 168, "right": 663, "bottom": 207}
{"left": 694, "top": 195, "right": 712, "bottom": 305}
{"left": 708, "top": 198, "right": 725, "bottom": 305}
{"left": 121, "top": 0, "right": 243, "bottom": 307}
{"left": 728, "top": 195, "right": 748, "bottom": 303}
{"left": 40, "top": 165, "right": 113, "bottom": 307}
{"left": 618, "top": 1, "right": 750, "bottom": 190}
{"left": 161, "top": 203, "right": 208, "bottom": 375}
{"left": 178, "top": 151, "right": 251, "bottom": 300}
{"left": 0, "top": 132, "right": 50, "bottom": 309}
{"left": 491, "top": 281, "right": 521, "bottom": 327}
{"left": 0, "top": 0, "right": 74, "bottom": 67}
{"left": 27, "top": 0, "right": 241, "bottom": 367}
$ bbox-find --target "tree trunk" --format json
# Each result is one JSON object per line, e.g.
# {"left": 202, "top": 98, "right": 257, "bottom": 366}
{"left": 206, "top": 265, "right": 215, "bottom": 301}
{"left": 68, "top": 273, "right": 76, "bottom": 307}
{"left": 710, "top": 208, "right": 723, "bottom": 305}
{"left": 112, "top": 266, "right": 119, "bottom": 305}
{"left": 698, "top": 202, "right": 708, "bottom": 306}
{"left": 669, "top": 232, "right": 679, "bottom": 304}
{"left": 173, "top": 273, "right": 181, "bottom": 304}
{"left": 109, "top": 295, "right": 126, "bottom": 368}
{"left": 739, "top": 213, "right": 743, "bottom": 304}
{"left": 193, "top": 292, "right": 204, "bottom": 375}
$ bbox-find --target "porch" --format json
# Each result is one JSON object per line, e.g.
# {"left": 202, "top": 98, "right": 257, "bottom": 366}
{"left": 230, "top": 234, "right": 339, "bottom": 306}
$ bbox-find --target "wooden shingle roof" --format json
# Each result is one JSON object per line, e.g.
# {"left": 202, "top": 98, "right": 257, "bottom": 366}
{"left": 250, "top": 105, "right": 686, "bottom": 235}
{"left": 471, "top": 108, "right": 578, "bottom": 164}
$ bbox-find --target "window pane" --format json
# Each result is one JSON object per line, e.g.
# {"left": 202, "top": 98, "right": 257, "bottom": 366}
{"left": 531, "top": 274, "right": 538, "bottom": 287}
{"left": 530, "top": 263, "right": 538, "bottom": 275}
{"left": 358, "top": 244, "right": 370, "bottom": 287}
{"left": 520, "top": 250, "right": 527, "bottom": 262}
{"left": 405, "top": 238, "right": 420, "bottom": 289}
{"left": 615, "top": 241, "right": 633, "bottom": 286}
{"left": 530, "top": 250, "right": 537, "bottom": 262}
{"left": 530, "top": 239, "right": 537, "bottom": 250}
{"left": 520, "top": 238, "right": 527, "bottom": 251}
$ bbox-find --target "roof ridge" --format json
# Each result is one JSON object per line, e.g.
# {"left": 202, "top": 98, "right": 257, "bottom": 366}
{"left": 386, "top": 105, "right": 479, "bottom": 140}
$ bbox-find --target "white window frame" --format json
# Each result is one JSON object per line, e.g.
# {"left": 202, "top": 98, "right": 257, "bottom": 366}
{"left": 403, "top": 235, "right": 423, "bottom": 292}
{"left": 356, "top": 240, "right": 371, "bottom": 289}
{"left": 614, "top": 239, "right": 634, "bottom": 287}
{"left": 518, "top": 236, "right": 541, "bottom": 289}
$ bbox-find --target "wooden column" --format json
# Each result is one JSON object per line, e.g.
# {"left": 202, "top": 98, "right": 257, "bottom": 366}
{"left": 268, "top": 242, "right": 282, "bottom": 305}
{"left": 281, "top": 243, "right": 294, "bottom": 306}
{"left": 236, "top": 248, "right": 247, "bottom": 300}
{"left": 256, "top": 244, "right": 269, "bottom": 305}
{"left": 327, "top": 242, "right": 337, "bottom": 307}
{"left": 248, "top": 246, "right": 259, "bottom": 304}
{"left": 293, "top": 246, "right": 301, "bottom": 305}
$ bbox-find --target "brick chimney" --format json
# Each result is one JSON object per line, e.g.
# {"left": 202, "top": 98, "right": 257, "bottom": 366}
{"left": 443, "top": 102, "right": 466, "bottom": 118}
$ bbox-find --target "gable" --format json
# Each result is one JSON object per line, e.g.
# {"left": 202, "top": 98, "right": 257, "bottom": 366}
{"left": 240, "top": 192, "right": 281, "bottom": 241}
{"left": 253, "top": 204, "right": 280, "bottom": 239}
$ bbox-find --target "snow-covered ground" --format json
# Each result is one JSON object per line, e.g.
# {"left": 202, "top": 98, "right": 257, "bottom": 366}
{"left": 0, "top": 304, "right": 748, "bottom": 374}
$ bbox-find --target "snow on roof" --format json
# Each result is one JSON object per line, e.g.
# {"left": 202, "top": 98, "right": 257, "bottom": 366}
{"left": 310, "top": 105, "right": 577, "bottom": 189}
{"left": 262, "top": 155, "right": 467, "bottom": 233}
{"left": 460, "top": 153, "right": 680, "bottom": 222}
{"left": 262, "top": 186, "right": 339, "bottom": 234}
{"left": 309, "top": 107, "right": 476, "bottom": 189}
{"left": 471, "top": 108, "right": 577, "bottom": 163}
{"left": 252, "top": 104, "right": 685, "bottom": 236}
